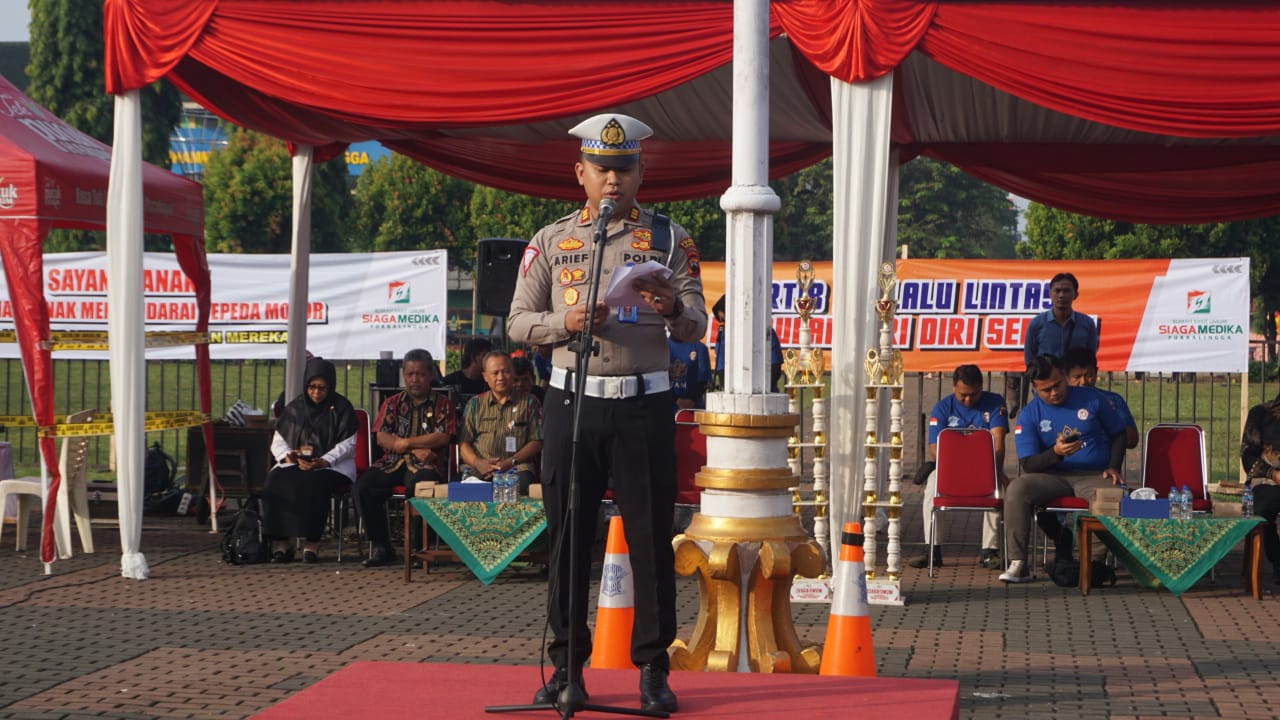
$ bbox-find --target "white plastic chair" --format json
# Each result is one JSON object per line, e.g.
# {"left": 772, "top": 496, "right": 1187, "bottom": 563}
{"left": 0, "top": 410, "right": 96, "bottom": 556}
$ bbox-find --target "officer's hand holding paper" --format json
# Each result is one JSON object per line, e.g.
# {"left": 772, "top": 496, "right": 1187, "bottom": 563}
{"left": 605, "top": 260, "right": 673, "bottom": 307}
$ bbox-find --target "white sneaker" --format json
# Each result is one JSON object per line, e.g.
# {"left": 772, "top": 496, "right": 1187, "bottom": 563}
{"left": 999, "top": 560, "right": 1033, "bottom": 583}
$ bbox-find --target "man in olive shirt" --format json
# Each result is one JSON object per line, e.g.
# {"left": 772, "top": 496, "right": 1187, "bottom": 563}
{"left": 508, "top": 112, "right": 706, "bottom": 713}
{"left": 458, "top": 351, "right": 543, "bottom": 494}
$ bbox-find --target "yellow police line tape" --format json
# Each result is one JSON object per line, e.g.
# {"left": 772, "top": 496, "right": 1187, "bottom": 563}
{"left": 0, "top": 411, "right": 211, "bottom": 437}
{"left": 0, "top": 330, "right": 210, "bottom": 351}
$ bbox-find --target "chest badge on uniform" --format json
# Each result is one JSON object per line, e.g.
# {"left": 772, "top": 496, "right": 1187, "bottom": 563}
{"left": 1077, "top": 408, "right": 1090, "bottom": 421}
{"left": 558, "top": 267, "right": 586, "bottom": 286}
{"left": 689, "top": 350, "right": 698, "bottom": 361}
{"left": 631, "top": 229, "right": 652, "bottom": 251}
{"left": 1039, "top": 419, "right": 1053, "bottom": 433}
{"left": 563, "top": 287, "right": 580, "bottom": 306}
{"left": 558, "top": 237, "right": 584, "bottom": 251}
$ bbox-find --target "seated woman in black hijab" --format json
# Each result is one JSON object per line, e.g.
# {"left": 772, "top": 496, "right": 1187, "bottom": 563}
{"left": 264, "top": 357, "right": 357, "bottom": 563}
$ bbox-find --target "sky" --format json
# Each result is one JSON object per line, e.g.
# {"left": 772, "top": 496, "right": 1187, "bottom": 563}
{"left": 0, "top": 4, "right": 30, "bottom": 42}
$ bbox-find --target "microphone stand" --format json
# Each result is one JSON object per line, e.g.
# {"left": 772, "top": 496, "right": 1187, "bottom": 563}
{"left": 487, "top": 201, "right": 668, "bottom": 719}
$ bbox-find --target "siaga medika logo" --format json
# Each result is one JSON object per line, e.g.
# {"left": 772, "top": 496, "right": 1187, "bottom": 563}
{"left": 1187, "top": 290, "right": 1210, "bottom": 314}
{"left": 388, "top": 281, "right": 410, "bottom": 304}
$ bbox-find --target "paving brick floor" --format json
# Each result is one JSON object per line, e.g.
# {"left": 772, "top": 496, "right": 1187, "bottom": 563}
{"left": 0, "top": 486, "right": 1277, "bottom": 720}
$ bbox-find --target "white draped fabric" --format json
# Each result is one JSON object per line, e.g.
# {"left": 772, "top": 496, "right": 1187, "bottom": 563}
{"left": 107, "top": 91, "right": 149, "bottom": 580}
{"left": 828, "top": 73, "right": 896, "bottom": 559}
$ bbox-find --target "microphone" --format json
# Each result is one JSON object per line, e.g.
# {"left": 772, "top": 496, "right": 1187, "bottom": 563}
{"left": 593, "top": 198, "right": 616, "bottom": 243}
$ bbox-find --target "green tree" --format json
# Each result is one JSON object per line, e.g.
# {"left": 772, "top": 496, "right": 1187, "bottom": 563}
{"left": 1022, "top": 204, "right": 1280, "bottom": 354}
{"left": 469, "top": 186, "right": 574, "bottom": 243}
{"left": 773, "top": 158, "right": 834, "bottom": 261}
{"left": 897, "top": 157, "right": 1019, "bottom": 258}
{"left": 351, "top": 154, "right": 476, "bottom": 264}
{"left": 659, "top": 195, "right": 725, "bottom": 259}
{"left": 27, "top": 0, "right": 183, "bottom": 251}
{"left": 202, "top": 128, "right": 351, "bottom": 253}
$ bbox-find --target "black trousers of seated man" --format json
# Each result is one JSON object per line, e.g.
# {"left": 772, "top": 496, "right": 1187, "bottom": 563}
{"left": 541, "top": 385, "right": 677, "bottom": 673}
{"left": 354, "top": 465, "right": 443, "bottom": 549}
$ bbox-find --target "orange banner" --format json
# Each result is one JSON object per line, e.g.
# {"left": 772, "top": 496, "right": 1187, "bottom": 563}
{"left": 700, "top": 258, "right": 1249, "bottom": 375}
{"left": 896, "top": 259, "right": 1248, "bottom": 373}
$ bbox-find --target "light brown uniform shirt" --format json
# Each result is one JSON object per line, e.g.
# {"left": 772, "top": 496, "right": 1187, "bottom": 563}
{"left": 508, "top": 205, "right": 707, "bottom": 376}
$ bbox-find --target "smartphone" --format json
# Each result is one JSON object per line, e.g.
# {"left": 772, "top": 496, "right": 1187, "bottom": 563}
{"left": 1061, "top": 431, "right": 1081, "bottom": 443}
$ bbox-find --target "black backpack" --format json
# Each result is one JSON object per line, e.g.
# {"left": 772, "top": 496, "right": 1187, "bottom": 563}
{"left": 144, "top": 442, "right": 177, "bottom": 496}
{"left": 220, "top": 500, "right": 271, "bottom": 565}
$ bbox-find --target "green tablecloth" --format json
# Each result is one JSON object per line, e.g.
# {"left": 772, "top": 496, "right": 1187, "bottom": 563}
{"left": 408, "top": 497, "right": 547, "bottom": 585}
{"left": 1088, "top": 515, "right": 1262, "bottom": 596}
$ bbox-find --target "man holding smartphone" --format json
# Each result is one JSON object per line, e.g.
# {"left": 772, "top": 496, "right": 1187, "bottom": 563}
{"left": 1000, "top": 354, "right": 1127, "bottom": 583}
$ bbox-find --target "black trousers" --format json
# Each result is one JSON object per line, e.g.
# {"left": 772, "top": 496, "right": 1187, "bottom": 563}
{"left": 262, "top": 466, "right": 346, "bottom": 541}
{"left": 1253, "top": 484, "right": 1280, "bottom": 568}
{"left": 541, "top": 386, "right": 677, "bottom": 671}
{"left": 354, "top": 465, "right": 443, "bottom": 544}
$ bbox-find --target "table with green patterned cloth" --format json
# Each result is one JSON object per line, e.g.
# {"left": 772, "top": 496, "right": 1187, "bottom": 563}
{"left": 408, "top": 497, "right": 547, "bottom": 585}
{"left": 1084, "top": 515, "right": 1262, "bottom": 596}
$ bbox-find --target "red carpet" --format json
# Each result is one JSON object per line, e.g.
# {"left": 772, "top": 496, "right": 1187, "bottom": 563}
{"left": 254, "top": 662, "right": 959, "bottom": 719}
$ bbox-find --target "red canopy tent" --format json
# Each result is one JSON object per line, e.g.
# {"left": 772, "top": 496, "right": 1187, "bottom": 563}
{"left": 101, "top": 0, "right": 1280, "bottom": 560}
{"left": 0, "top": 72, "right": 212, "bottom": 567}
{"left": 101, "top": 0, "right": 1280, "bottom": 222}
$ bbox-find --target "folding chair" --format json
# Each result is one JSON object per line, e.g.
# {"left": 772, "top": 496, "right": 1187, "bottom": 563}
{"left": 1141, "top": 423, "right": 1211, "bottom": 513}
{"left": 930, "top": 428, "right": 1003, "bottom": 577}
{"left": 333, "top": 408, "right": 371, "bottom": 563}
{"left": 0, "top": 409, "right": 96, "bottom": 556}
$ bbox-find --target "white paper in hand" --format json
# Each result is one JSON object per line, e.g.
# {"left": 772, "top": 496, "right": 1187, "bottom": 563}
{"left": 604, "top": 260, "right": 673, "bottom": 307}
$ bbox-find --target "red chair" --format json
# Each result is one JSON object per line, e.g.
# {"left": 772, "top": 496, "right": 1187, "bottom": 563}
{"left": 333, "top": 408, "right": 372, "bottom": 563}
{"left": 1142, "top": 423, "right": 1211, "bottom": 513}
{"left": 930, "top": 428, "right": 1003, "bottom": 577}
{"left": 673, "top": 409, "right": 704, "bottom": 507}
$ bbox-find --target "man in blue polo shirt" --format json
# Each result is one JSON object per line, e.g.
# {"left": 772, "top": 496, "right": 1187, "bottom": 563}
{"left": 1001, "top": 354, "right": 1127, "bottom": 583}
{"left": 1023, "top": 272, "right": 1098, "bottom": 368}
{"left": 908, "top": 364, "right": 1009, "bottom": 570}
{"left": 1061, "top": 347, "right": 1139, "bottom": 450}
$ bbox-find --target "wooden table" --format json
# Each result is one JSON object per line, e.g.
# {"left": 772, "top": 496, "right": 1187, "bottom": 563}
{"left": 1077, "top": 515, "right": 1263, "bottom": 599}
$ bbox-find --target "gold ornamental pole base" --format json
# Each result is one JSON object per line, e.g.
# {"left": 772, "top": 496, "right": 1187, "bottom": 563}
{"left": 669, "top": 513, "right": 824, "bottom": 673}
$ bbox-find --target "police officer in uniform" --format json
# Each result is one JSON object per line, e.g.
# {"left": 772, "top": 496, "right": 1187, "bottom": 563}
{"left": 509, "top": 113, "right": 706, "bottom": 714}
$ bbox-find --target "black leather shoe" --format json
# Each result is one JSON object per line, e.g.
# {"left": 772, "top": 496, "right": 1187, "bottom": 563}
{"left": 362, "top": 544, "right": 395, "bottom": 568}
{"left": 907, "top": 548, "right": 943, "bottom": 569}
{"left": 533, "top": 667, "right": 587, "bottom": 704}
{"left": 639, "top": 663, "right": 678, "bottom": 713}
{"left": 270, "top": 547, "right": 294, "bottom": 564}
{"left": 979, "top": 549, "right": 1002, "bottom": 570}
{"left": 302, "top": 550, "right": 319, "bottom": 564}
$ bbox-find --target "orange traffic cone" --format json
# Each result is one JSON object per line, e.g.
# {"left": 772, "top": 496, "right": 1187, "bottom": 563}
{"left": 591, "top": 515, "right": 634, "bottom": 669}
{"left": 819, "top": 522, "right": 877, "bottom": 677}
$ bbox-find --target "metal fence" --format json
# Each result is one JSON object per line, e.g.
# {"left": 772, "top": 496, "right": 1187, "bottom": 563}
{"left": 0, "top": 358, "right": 381, "bottom": 481}
{"left": 1, "top": 356, "right": 1273, "bottom": 487}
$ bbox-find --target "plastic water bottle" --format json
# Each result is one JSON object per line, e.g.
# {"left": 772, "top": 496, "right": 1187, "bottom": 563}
{"left": 1169, "top": 487, "right": 1181, "bottom": 519}
{"left": 1181, "top": 485, "right": 1193, "bottom": 519}
{"left": 1242, "top": 481, "right": 1254, "bottom": 517}
{"left": 498, "top": 469, "right": 517, "bottom": 504}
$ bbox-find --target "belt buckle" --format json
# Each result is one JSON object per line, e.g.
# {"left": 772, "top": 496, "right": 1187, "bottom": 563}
{"left": 603, "top": 376, "right": 624, "bottom": 399}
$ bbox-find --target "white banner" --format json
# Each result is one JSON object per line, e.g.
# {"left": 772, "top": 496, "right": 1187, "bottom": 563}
{"left": 0, "top": 250, "right": 449, "bottom": 360}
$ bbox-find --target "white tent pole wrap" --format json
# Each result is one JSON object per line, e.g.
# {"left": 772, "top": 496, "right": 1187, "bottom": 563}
{"left": 285, "top": 146, "right": 314, "bottom": 403}
{"left": 107, "top": 90, "right": 149, "bottom": 580}
{"left": 828, "top": 73, "right": 894, "bottom": 558}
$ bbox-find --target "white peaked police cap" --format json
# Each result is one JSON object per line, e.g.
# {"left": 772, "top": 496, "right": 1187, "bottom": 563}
{"left": 568, "top": 113, "right": 653, "bottom": 168}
